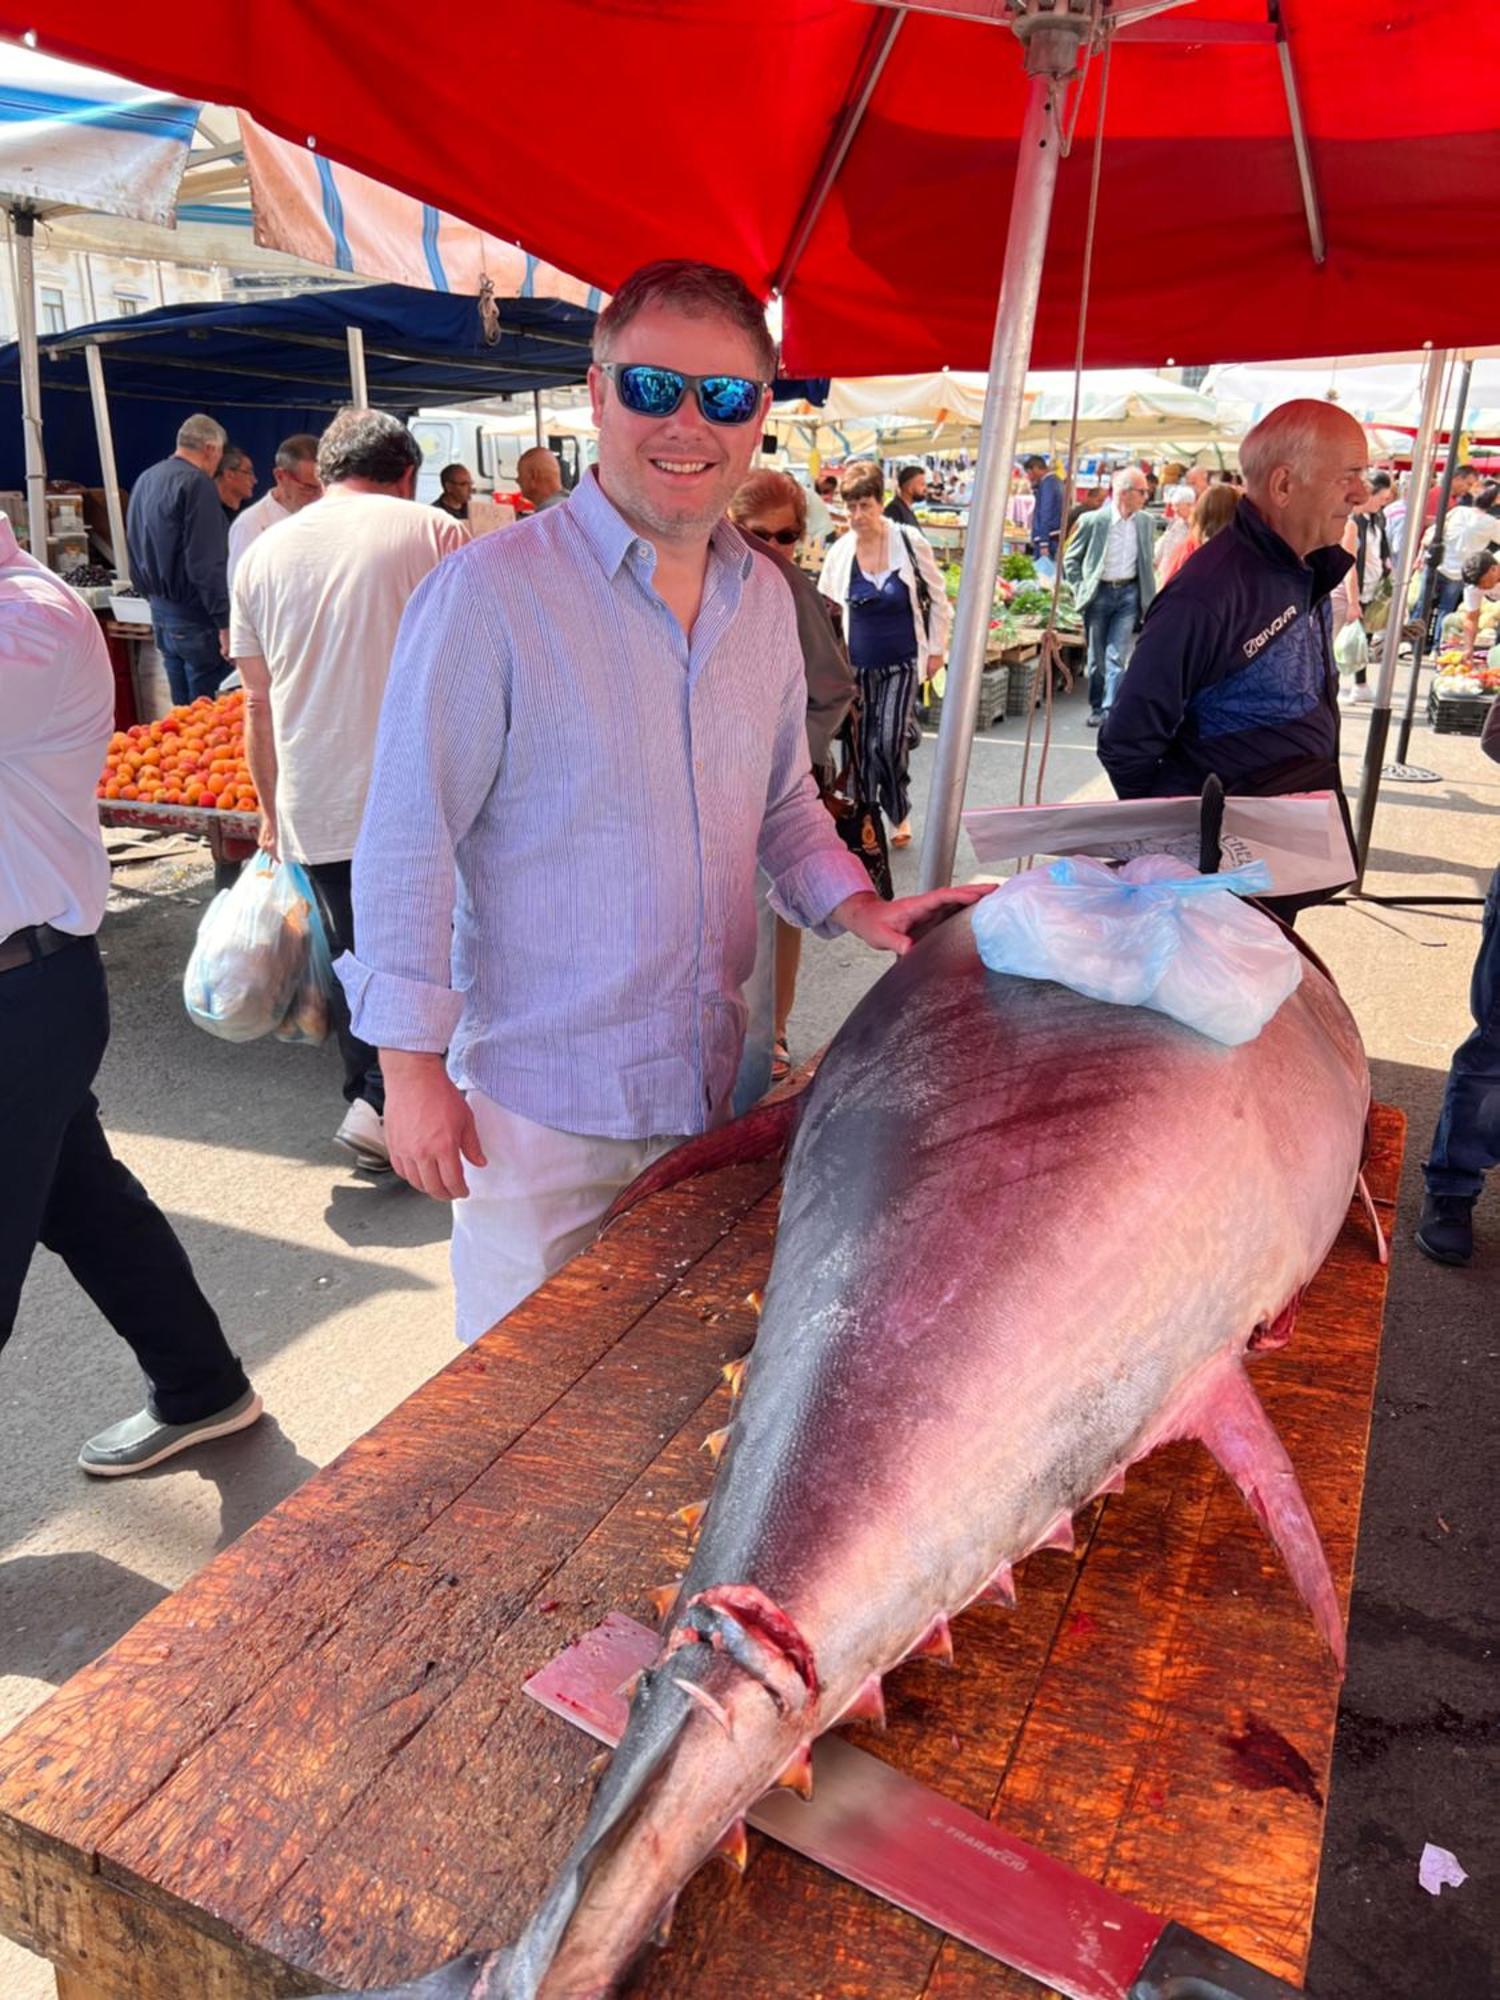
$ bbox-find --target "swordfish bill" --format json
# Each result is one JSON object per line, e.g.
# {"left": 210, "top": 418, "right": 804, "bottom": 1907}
{"left": 343, "top": 903, "right": 1370, "bottom": 2000}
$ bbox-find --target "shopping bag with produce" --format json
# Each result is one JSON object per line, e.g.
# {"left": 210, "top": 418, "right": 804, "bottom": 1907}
{"left": 183, "top": 853, "right": 314, "bottom": 1042}
{"left": 274, "top": 863, "right": 335, "bottom": 1046}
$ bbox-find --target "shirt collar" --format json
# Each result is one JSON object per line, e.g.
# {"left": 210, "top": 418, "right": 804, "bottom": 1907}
{"left": 570, "top": 467, "right": 754, "bottom": 587}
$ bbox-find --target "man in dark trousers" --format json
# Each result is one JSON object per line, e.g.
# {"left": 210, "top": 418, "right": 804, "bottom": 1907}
{"left": 0, "top": 509, "right": 261, "bottom": 1473}
{"left": 1023, "top": 453, "right": 1064, "bottom": 561}
{"left": 884, "top": 463, "right": 926, "bottom": 528}
{"left": 1098, "top": 399, "right": 1368, "bottom": 917}
{"left": 1416, "top": 698, "right": 1500, "bottom": 1267}
{"left": 125, "top": 412, "right": 232, "bottom": 708}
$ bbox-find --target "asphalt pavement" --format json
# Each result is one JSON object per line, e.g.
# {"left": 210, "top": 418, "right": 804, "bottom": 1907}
{"left": 1, "top": 674, "right": 1494, "bottom": 1998}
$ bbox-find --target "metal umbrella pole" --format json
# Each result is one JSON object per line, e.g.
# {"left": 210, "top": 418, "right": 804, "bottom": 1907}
{"left": 1385, "top": 356, "right": 1473, "bottom": 781}
{"left": 1350, "top": 346, "right": 1449, "bottom": 881}
{"left": 11, "top": 206, "right": 49, "bottom": 567}
{"left": 919, "top": 4, "right": 1095, "bottom": 893}
{"left": 346, "top": 323, "right": 369, "bottom": 405}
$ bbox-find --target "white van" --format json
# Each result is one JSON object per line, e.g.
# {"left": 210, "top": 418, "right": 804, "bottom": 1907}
{"left": 408, "top": 409, "right": 587, "bottom": 503}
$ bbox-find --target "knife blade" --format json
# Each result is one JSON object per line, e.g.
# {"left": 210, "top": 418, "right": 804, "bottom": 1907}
{"left": 523, "top": 1612, "right": 1308, "bottom": 2000}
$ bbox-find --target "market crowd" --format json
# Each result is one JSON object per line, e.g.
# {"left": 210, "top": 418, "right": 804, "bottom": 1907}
{"left": 3, "top": 259, "right": 1497, "bottom": 1480}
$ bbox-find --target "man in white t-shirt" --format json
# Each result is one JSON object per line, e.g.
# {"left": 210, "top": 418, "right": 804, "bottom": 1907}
{"left": 225, "top": 432, "right": 323, "bottom": 585}
{"left": 1457, "top": 548, "right": 1500, "bottom": 657}
{"left": 231, "top": 411, "right": 466, "bottom": 1172}
{"left": 1, "top": 518, "right": 261, "bottom": 1473}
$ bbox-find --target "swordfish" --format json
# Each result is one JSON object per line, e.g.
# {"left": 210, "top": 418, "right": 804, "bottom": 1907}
{"left": 348, "top": 901, "right": 1370, "bottom": 2000}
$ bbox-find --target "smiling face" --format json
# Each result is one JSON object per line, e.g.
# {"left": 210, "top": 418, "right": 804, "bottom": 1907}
{"left": 589, "top": 304, "right": 770, "bottom": 546}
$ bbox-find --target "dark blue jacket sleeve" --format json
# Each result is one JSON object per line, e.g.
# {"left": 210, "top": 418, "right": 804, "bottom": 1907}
{"left": 182, "top": 476, "right": 230, "bottom": 626}
{"left": 1032, "top": 475, "right": 1063, "bottom": 552}
{"left": 1096, "top": 584, "right": 1219, "bottom": 798}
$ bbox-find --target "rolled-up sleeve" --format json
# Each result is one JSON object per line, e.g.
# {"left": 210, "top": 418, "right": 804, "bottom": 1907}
{"left": 757, "top": 591, "right": 870, "bottom": 934}
{"left": 337, "top": 557, "right": 510, "bottom": 1050}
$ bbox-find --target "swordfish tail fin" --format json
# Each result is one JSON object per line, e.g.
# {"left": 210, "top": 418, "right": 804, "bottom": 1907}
{"left": 1192, "top": 1359, "right": 1346, "bottom": 1672}
{"left": 598, "top": 1067, "right": 818, "bottom": 1233}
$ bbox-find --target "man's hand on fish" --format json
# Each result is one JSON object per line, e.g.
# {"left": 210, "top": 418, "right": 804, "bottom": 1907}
{"left": 832, "top": 882, "right": 995, "bottom": 956}
{"left": 381, "top": 1049, "right": 488, "bottom": 1200}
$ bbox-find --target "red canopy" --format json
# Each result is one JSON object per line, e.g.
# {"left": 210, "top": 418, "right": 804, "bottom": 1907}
{"left": 7, "top": 2, "right": 1491, "bottom": 375}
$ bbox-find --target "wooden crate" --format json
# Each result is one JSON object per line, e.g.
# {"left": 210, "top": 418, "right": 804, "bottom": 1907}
{"left": 0, "top": 1112, "right": 1404, "bottom": 2000}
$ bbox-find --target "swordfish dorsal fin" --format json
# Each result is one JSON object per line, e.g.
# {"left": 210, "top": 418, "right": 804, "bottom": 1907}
{"left": 1185, "top": 1359, "right": 1345, "bottom": 1671}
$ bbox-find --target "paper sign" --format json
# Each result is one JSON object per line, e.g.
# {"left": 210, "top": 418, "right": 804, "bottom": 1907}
{"left": 961, "top": 793, "right": 1356, "bottom": 898}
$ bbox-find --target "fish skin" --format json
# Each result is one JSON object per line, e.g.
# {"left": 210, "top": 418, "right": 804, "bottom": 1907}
{"left": 343, "top": 905, "right": 1368, "bottom": 2000}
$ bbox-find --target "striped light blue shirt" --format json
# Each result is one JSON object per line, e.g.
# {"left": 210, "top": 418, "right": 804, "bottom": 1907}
{"left": 340, "top": 470, "right": 870, "bottom": 1139}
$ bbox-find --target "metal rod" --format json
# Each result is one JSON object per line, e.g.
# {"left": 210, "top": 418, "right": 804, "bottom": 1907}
{"left": 1351, "top": 346, "right": 1450, "bottom": 880}
{"left": 11, "top": 209, "right": 49, "bottom": 566}
{"left": 772, "top": 7, "right": 906, "bottom": 295}
{"left": 346, "top": 324, "right": 369, "bottom": 406}
{"left": 533, "top": 387, "right": 544, "bottom": 448}
{"left": 920, "top": 46, "right": 1073, "bottom": 891}
{"left": 1271, "top": 3, "right": 1325, "bottom": 266}
{"left": 1394, "top": 357, "right": 1472, "bottom": 765}
{"left": 84, "top": 342, "right": 130, "bottom": 587}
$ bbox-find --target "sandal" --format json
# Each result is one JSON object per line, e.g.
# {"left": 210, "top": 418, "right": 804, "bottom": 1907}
{"left": 891, "top": 821, "right": 912, "bottom": 848}
{"left": 771, "top": 1037, "right": 792, "bottom": 1084}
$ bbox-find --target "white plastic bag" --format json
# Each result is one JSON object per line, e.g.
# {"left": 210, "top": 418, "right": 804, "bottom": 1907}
{"left": 183, "top": 853, "right": 315, "bottom": 1042}
{"left": 972, "top": 852, "right": 1303, "bottom": 1046}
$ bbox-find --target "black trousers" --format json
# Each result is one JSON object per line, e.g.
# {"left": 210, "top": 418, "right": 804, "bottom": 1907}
{"left": 0, "top": 935, "right": 250, "bottom": 1423}
{"left": 305, "top": 859, "right": 384, "bottom": 1114}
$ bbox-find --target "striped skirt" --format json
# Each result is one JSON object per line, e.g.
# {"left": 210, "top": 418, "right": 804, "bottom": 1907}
{"left": 856, "top": 656, "right": 920, "bottom": 826}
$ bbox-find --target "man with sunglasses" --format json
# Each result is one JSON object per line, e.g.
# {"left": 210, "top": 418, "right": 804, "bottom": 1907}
{"left": 339, "top": 259, "right": 989, "bottom": 1343}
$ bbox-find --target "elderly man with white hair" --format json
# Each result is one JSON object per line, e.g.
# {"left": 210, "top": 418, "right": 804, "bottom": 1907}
{"left": 1098, "top": 399, "right": 1368, "bottom": 909}
{"left": 1062, "top": 464, "right": 1157, "bottom": 725}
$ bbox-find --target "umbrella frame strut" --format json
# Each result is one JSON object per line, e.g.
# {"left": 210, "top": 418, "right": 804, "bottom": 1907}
{"left": 919, "top": 8, "right": 1093, "bottom": 892}
{"left": 10, "top": 206, "right": 49, "bottom": 565}
{"left": 1350, "top": 345, "right": 1450, "bottom": 878}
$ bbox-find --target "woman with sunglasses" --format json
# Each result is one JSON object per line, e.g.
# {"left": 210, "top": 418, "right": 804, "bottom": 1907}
{"left": 728, "top": 470, "right": 856, "bottom": 1089}
{"left": 818, "top": 462, "right": 951, "bottom": 848}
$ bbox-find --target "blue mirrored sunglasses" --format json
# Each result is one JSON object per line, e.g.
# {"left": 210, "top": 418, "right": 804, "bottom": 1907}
{"left": 600, "top": 362, "right": 768, "bottom": 427}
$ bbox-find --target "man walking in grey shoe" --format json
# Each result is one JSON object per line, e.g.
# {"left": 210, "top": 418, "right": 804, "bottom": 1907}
{"left": 0, "top": 510, "right": 262, "bottom": 1474}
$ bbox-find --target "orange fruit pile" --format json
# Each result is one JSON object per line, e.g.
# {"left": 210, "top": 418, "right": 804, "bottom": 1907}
{"left": 98, "top": 690, "right": 259, "bottom": 813}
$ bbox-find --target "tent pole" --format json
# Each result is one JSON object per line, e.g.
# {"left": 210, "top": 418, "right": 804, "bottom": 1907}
{"left": 920, "top": 11, "right": 1088, "bottom": 892}
{"left": 1350, "top": 345, "right": 1449, "bottom": 881}
{"left": 347, "top": 324, "right": 369, "bottom": 405}
{"left": 533, "top": 387, "right": 544, "bottom": 448}
{"left": 84, "top": 340, "right": 130, "bottom": 586}
{"left": 1390, "top": 357, "right": 1472, "bottom": 770}
{"left": 12, "top": 208, "right": 49, "bottom": 567}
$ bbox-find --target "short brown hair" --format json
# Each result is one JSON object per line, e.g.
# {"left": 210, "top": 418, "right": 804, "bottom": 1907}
{"left": 729, "top": 470, "right": 806, "bottom": 537}
{"left": 839, "top": 462, "right": 884, "bottom": 505}
{"left": 1192, "top": 483, "right": 1239, "bottom": 544}
{"left": 593, "top": 259, "right": 776, "bottom": 382}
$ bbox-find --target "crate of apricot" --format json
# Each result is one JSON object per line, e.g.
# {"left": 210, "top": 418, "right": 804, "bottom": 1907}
{"left": 98, "top": 690, "right": 259, "bottom": 815}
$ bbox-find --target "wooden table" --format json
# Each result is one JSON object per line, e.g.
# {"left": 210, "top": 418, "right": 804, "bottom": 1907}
{"left": 0, "top": 1109, "right": 1404, "bottom": 2000}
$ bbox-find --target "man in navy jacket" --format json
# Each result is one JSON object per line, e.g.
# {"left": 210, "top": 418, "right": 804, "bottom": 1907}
{"left": 1099, "top": 400, "right": 1369, "bottom": 817}
{"left": 125, "top": 412, "right": 232, "bottom": 708}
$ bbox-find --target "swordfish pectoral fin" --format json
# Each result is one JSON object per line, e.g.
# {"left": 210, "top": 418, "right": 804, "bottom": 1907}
{"left": 321, "top": 1948, "right": 512, "bottom": 1999}
{"left": 1186, "top": 1360, "right": 1346, "bottom": 1672}
{"left": 597, "top": 1072, "right": 818, "bottom": 1234}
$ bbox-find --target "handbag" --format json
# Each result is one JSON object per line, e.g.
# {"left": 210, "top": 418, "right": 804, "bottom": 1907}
{"left": 898, "top": 526, "right": 934, "bottom": 643}
{"left": 822, "top": 707, "right": 893, "bottom": 900}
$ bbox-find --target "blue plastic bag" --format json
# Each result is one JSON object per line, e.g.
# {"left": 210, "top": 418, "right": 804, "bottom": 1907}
{"left": 972, "top": 853, "right": 1302, "bottom": 1046}
{"left": 183, "top": 853, "right": 316, "bottom": 1043}
{"left": 274, "top": 861, "right": 335, "bottom": 1046}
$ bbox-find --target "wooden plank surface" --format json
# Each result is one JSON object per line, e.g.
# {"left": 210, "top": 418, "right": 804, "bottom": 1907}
{"left": 0, "top": 1110, "right": 1403, "bottom": 2000}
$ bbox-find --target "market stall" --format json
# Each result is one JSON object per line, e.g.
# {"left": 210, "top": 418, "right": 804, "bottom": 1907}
{"left": 0, "top": 1106, "right": 1402, "bottom": 2000}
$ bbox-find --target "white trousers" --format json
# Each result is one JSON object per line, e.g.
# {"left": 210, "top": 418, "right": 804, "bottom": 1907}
{"left": 450, "top": 1091, "right": 685, "bottom": 1344}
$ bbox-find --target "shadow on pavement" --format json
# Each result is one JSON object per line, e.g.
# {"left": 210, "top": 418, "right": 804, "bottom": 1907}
{"left": 104, "top": 1411, "right": 322, "bottom": 1555}
{"left": 0, "top": 1551, "right": 169, "bottom": 1685}
{"left": 1307, "top": 1056, "right": 1498, "bottom": 2000}
{"left": 325, "top": 1177, "right": 453, "bottom": 1250}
